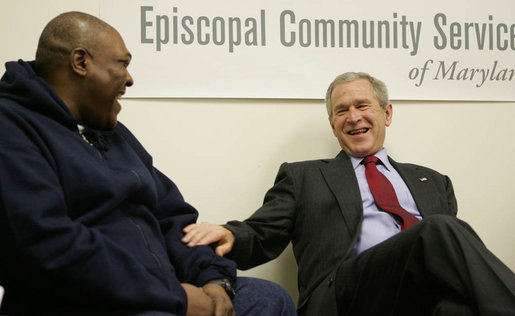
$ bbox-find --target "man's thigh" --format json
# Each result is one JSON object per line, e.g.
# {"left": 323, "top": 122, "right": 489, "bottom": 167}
{"left": 335, "top": 215, "right": 479, "bottom": 315}
{"left": 232, "top": 277, "right": 297, "bottom": 316}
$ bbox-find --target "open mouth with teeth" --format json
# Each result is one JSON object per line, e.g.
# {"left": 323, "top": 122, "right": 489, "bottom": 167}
{"left": 348, "top": 128, "right": 369, "bottom": 135}
{"left": 117, "top": 93, "right": 123, "bottom": 100}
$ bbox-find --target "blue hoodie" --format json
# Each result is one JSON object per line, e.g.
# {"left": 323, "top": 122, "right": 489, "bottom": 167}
{"left": 0, "top": 60, "right": 236, "bottom": 315}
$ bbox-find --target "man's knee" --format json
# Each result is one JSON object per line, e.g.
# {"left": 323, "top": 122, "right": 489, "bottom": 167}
{"left": 419, "top": 215, "right": 481, "bottom": 241}
{"left": 432, "top": 299, "right": 478, "bottom": 316}
{"left": 232, "top": 277, "right": 297, "bottom": 316}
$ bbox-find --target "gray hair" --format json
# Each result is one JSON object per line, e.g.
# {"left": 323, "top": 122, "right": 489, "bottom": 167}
{"left": 325, "top": 72, "right": 389, "bottom": 118}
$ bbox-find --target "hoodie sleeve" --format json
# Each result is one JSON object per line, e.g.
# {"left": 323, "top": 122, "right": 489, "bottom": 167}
{"left": 151, "top": 168, "right": 237, "bottom": 285}
{"left": 116, "top": 123, "right": 237, "bottom": 286}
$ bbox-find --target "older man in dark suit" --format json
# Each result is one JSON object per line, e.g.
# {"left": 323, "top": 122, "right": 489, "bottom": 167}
{"left": 182, "top": 72, "right": 515, "bottom": 316}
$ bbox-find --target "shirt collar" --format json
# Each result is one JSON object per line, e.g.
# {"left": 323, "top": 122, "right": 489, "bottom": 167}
{"left": 346, "top": 148, "right": 392, "bottom": 171}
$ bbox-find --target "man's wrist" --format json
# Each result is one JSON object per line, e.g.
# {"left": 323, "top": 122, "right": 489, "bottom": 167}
{"left": 206, "top": 278, "right": 236, "bottom": 299}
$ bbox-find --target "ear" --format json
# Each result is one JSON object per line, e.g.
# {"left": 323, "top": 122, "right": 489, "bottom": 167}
{"left": 384, "top": 103, "right": 393, "bottom": 127}
{"left": 329, "top": 116, "right": 337, "bottom": 137}
{"left": 70, "top": 48, "right": 88, "bottom": 77}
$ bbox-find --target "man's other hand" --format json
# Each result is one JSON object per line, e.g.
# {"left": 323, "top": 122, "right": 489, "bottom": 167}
{"left": 181, "top": 283, "right": 235, "bottom": 316}
{"left": 181, "top": 283, "right": 214, "bottom": 316}
{"left": 203, "top": 283, "right": 235, "bottom": 316}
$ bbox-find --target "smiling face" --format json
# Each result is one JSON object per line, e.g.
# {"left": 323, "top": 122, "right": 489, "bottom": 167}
{"left": 329, "top": 78, "right": 392, "bottom": 158}
{"left": 77, "top": 28, "right": 133, "bottom": 130}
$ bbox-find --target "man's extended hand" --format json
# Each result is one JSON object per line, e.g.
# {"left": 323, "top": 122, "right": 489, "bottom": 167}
{"left": 182, "top": 223, "right": 235, "bottom": 256}
{"left": 182, "top": 283, "right": 235, "bottom": 316}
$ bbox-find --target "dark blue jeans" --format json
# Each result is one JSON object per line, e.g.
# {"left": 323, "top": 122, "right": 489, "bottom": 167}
{"left": 233, "top": 277, "right": 297, "bottom": 315}
{"left": 139, "top": 277, "right": 297, "bottom": 315}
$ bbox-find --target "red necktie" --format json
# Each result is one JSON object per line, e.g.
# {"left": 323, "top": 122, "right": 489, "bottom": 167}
{"left": 363, "top": 156, "right": 420, "bottom": 230}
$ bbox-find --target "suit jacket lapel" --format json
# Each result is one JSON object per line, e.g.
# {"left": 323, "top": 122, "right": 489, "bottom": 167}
{"left": 320, "top": 151, "right": 363, "bottom": 238}
{"left": 390, "top": 158, "right": 441, "bottom": 218}
{"left": 319, "top": 152, "right": 441, "bottom": 236}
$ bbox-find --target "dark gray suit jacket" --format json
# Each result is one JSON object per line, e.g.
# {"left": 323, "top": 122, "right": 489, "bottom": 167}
{"left": 225, "top": 151, "right": 457, "bottom": 314}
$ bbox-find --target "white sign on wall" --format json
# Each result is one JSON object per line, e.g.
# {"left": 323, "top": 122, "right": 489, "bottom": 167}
{"left": 100, "top": 0, "right": 515, "bottom": 101}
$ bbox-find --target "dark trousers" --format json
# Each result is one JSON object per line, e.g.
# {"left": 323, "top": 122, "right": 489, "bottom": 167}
{"left": 334, "top": 215, "right": 515, "bottom": 316}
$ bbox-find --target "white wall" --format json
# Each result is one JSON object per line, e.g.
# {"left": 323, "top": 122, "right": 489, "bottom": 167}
{"left": 2, "top": 0, "right": 514, "bottom": 304}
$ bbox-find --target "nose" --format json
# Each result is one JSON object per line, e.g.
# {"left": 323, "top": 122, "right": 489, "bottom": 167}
{"left": 346, "top": 106, "right": 361, "bottom": 123}
{"left": 126, "top": 72, "right": 134, "bottom": 87}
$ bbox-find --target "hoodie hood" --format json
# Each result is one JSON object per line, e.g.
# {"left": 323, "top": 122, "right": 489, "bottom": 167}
{"left": 0, "top": 60, "right": 77, "bottom": 130}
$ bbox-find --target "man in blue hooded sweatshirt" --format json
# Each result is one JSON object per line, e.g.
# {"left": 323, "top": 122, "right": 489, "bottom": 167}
{"left": 0, "top": 11, "right": 296, "bottom": 316}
